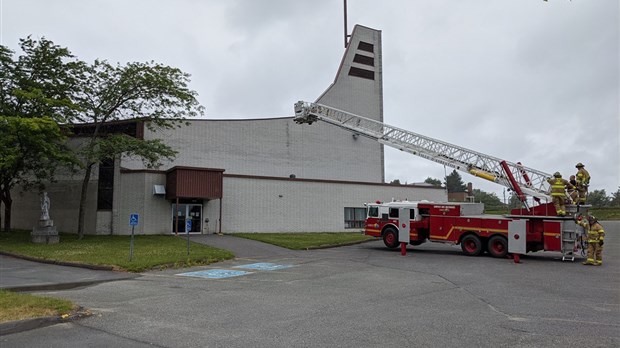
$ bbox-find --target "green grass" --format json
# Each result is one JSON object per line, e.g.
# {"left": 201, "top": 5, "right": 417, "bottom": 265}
{"left": 232, "top": 232, "right": 374, "bottom": 250}
{"left": 0, "top": 230, "right": 234, "bottom": 272}
{"left": 0, "top": 289, "right": 75, "bottom": 323}
{"left": 589, "top": 208, "right": 620, "bottom": 220}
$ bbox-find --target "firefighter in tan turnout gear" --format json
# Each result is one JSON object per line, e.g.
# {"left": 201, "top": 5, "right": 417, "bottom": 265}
{"left": 546, "top": 172, "right": 574, "bottom": 216}
{"left": 575, "top": 162, "right": 590, "bottom": 204}
{"left": 576, "top": 214, "right": 605, "bottom": 266}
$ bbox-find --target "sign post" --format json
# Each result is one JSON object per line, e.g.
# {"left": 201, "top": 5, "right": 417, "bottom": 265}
{"left": 129, "top": 213, "right": 139, "bottom": 261}
{"left": 185, "top": 219, "right": 192, "bottom": 255}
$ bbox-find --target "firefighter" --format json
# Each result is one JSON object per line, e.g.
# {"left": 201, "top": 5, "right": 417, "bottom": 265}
{"left": 546, "top": 172, "right": 573, "bottom": 216}
{"left": 568, "top": 175, "right": 579, "bottom": 204}
{"left": 575, "top": 162, "right": 590, "bottom": 205}
{"left": 575, "top": 214, "right": 605, "bottom": 265}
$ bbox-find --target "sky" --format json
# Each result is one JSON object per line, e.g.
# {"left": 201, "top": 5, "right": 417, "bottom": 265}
{"left": 2, "top": 0, "right": 618, "bottom": 200}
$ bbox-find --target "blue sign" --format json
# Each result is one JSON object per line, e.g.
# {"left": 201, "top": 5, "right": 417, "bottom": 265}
{"left": 185, "top": 219, "right": 192, "bottom": 233}
{"left": 129, "top": 213, "right": 139, "bottom": 226}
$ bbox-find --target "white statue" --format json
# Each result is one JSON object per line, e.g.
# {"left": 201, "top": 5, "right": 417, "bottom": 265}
{"left": 40, "top": 192, "right": 50, "bottom": 221}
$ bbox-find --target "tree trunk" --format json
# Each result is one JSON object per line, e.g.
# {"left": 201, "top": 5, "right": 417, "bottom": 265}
{"left": 77, "top": 163, "right": 94, "bottom": 239}
{"left": 3, "top": 191, "right": 12, "bottom": 233}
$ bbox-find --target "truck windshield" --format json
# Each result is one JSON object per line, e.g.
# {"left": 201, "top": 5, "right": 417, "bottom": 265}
{"left": 368, "top": 206, "right": 378, "bottom": 217}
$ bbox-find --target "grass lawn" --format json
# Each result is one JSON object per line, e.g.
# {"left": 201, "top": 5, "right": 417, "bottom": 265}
{"left": 0, "top": 230, "right": 234, "bottom": 272}
{"left": 232, "top": 232, "right": 375, "bottom": 250}
{"left": 0, "top": 289, "right": 75, "bottom": 323}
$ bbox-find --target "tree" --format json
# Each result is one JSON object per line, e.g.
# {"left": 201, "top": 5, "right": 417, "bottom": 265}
{"left": 610, "top": 187, "right": 620, "bottom": 207}
{"left": 587, "top": 189, "right": 610, "bottom": 208}
{"left": 424, "top": 177, "right": 442, "bottom": 187}
{"left": 444, "top": 170, "right": 466, "bottom": 193}
{"left": 71, "top": 58, "right": 204, "bottom": 238}
{"left": 389, "top": 179, "right": 402, "bottom": 185}
{"left": 0, "top": 38, "right": 81, "bottom": 232}
{"left": 472, "top": 189, "right": 505, "bottom": 210}
{"left": 0, "top": 117, "right": 75, "bottom": 231}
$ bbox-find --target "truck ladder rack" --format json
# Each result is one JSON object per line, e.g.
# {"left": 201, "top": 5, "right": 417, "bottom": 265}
{"left": 294, "top": 101, "right": 552, "bottom": 203}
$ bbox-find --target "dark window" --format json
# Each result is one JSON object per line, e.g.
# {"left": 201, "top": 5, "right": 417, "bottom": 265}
{"left": 389, "top": 208, "right": 399, "bottom": 218}
{"left": 348, "top": 67, "right": 374, "bottom": 80}
{"left": 410, "top": 209, "right": 416, "bottom": 219}
{"left": 97, "top": 159, "right": 114, "bottom": 210}
{"left": 358, "top": 41, "right": 374, "bottom": 53}
{"left": 345, "top": 207, "right": 367, "bottom": 229}
{"left": 353, "top": 54, "right": 374, "bottom": 66}
{"left": 368, "top": 206, "right": 379, "bottom": 217}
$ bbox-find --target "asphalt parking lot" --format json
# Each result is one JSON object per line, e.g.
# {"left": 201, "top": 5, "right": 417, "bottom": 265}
{"left": 1, "top": 221, "right": 618, "bottom": 348}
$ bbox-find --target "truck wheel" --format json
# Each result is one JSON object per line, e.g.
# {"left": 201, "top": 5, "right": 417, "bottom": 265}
{"left": 487, "top": 235, "right": 508, "bottom": 258}
{"left": 382, "top": 227, "right": 400, "bottom": 249}
{"left": 461, "top": 234, "right": 482, "bottom": 256}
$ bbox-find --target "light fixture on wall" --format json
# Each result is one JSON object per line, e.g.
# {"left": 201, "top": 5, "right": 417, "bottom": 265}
{"left": 153, "top": 185, "right": 166, "bottom": 195}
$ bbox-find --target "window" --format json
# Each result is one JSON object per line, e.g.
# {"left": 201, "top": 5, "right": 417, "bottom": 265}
{"left": 348, "top": 66, "right": 374, "bottom": 80}
{"left": 389, "top": 208, "right": 399, "bottom": 218}
{"left": 97, "top": 158, "right": 114, "bottom": 210}
{"left": 344, "top": 207, "right": 366, "bottom": 229}
{"left": 358, "top": 41, "right": 374, "bottom": 53}
{"left": 353, "top": 54, "right": 374, "bottom": 67}
{"left": 368, "top": 206, "right": 378, "bottom": 217}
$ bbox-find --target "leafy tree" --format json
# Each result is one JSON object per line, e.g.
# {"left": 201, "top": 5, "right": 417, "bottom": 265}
{"left": 389, "top": 179, "right": 402, "bottom": 185}
{"left": 424, "top": 177, "right": 442, "bottom": 187}
{"left": 71, "top": 58, "right": 204, "bottom": 238}
{"left": 444, "top": 170, "right": 466, "bottom": 193}
{"left": 472, "top": 189, "right": 505, "bottom": 210}
{"left": 610, "top": 187, "right": 620, "bottom": 207}
{"left": 0, "top": 117, "right": 75, "bottom": 231}
{"left": 0, "top": 38, "right": 81, "bottom": 232}
{"left": 587, "top": 189, "right": 610, "bottom": 208}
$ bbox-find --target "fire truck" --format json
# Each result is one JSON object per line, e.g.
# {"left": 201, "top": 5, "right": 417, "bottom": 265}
{"left": 293, "top": 101, "right": 587, "bottom": 260}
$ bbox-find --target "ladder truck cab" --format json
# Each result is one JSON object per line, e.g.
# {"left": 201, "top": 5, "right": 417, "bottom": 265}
{"left": 365, "top": 200, "right": 583, "bottom": 260}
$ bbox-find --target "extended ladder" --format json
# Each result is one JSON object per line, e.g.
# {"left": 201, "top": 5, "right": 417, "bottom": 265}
{"left": 294, "top": 101, "right": 552, "bottom": 204}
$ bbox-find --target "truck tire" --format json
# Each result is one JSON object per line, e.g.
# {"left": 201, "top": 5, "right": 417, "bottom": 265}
{"left": 461, "top": 234, "right": 483, "bottom": 256}
{"left": 487, "top": 235, "right": 508, "bottom": 258}
{"left": 382, "top": 227, "right": 400, "bottom": 249}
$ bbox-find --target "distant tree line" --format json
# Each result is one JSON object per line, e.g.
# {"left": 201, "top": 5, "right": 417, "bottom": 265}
{"left": 389, "top": 170, "right": 620, "bottom": 209}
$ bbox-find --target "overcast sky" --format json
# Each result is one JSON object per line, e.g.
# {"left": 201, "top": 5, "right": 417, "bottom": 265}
{"left": 2, "top": 0, "right": 618, "bottom": 199}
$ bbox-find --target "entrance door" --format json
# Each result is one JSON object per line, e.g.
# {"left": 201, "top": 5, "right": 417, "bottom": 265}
{"left": 172, "top": 204, "right": 202, "bottom": 233}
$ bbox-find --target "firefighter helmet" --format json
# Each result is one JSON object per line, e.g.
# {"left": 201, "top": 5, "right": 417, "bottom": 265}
{"left": 575, "top": 162, "right": 584, "bottom": 168}
{"left": 553, "top": 172, "right": 561, "bottom": 178}
{"left": 587, "top": 215, "right": 597, "bottom": 224}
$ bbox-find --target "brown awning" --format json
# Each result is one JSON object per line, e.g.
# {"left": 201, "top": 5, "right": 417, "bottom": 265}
{"left": 165, "top": 166, "right": 224, "bottom": 200}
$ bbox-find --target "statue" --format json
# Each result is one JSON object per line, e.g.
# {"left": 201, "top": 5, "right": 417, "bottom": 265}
{"left": 32, "top": 191, "right": 58, "bottom": 244}
{"left": 40, "top": 192, "right": 50, "bottom": 221}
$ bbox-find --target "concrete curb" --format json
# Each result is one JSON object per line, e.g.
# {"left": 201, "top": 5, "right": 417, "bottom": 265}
{"left": 0, "top": 307, "right": 92, "bottom": 336}
{"left": 0, "top": 251, "right": 115, "bottom": 271}
{"left": 304, "top": 238, "right": 377, "bottom": 250}
{"left": 1, "top": 277, "right": 139, "bottom": 292}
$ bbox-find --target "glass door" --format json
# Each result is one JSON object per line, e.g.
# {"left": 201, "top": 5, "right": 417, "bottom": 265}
{"left": 172, "top": 204, "right": 202, "bottom": 233}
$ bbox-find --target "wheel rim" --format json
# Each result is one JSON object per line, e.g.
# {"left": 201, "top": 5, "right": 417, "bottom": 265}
{"left": 464, "top": 239, "right": 477, "bottom": 253}
{"left": 385, "top": 232, "right": 395, "bottom": 245}
{"left": 491, "top": 241, "right": 505, "bottom": 254}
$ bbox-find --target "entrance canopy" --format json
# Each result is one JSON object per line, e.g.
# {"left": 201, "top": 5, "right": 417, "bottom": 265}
{"left": 165, "top": 166, "right": 224, "bottom": 200}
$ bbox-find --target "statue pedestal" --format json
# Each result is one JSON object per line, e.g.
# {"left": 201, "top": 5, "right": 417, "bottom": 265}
{"left": 31, "top": 219, "right": 59, "bottom": 244}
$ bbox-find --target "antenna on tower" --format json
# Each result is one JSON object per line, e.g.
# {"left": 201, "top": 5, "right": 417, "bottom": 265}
{"left": 343, "top": 0, "right": 351, "bottom": 47}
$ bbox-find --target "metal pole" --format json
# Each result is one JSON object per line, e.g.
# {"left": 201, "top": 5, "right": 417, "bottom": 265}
{"left": 187, "top": 225, "right": 190, "bottom": 255}
{"left": 129, "top": 225, "right": 135, "bottom": 261}
{"left": 218, "top": 198, "right": 223, "bottom": 235}
{"left": 343, "top": 0, "right": 348, "bottom": 47}
{"left": 175, "top": 197, "right": 179, "bottom": 236}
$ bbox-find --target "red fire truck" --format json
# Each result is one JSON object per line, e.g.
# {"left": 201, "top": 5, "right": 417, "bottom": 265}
{"left": 293, "top": 101, "right": 586, "bottom": 260}
{"left": 364, "top": 200, "right": 580, "bottom": 259}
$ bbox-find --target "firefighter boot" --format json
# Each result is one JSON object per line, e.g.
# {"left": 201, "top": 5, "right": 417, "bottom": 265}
{"left": 582, "top": 244, "right": 595, "bottom": 265}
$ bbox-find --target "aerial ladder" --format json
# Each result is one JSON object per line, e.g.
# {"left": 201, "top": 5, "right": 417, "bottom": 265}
{"left": 294, "top": 101, "right": 553, "bottom": 209}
